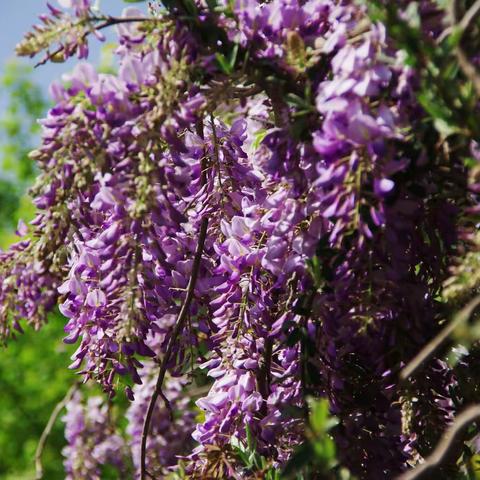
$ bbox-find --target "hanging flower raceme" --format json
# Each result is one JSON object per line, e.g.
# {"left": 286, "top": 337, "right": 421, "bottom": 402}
{"left": 62, "top": 390, "right": 127, "bottom": 480}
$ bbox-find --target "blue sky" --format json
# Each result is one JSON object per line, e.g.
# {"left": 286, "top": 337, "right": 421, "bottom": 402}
{"left": 0, "top": 0, "right": 144, "bottom": 95}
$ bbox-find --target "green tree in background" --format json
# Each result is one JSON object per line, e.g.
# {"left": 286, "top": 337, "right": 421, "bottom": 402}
{"left": 0, "top": 61, "right": 44, "bottom": 246}
{"left": 0, "top": 61, "right": 74, "bottom": 480}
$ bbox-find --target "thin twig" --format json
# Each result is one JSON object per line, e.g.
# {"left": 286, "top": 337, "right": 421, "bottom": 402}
{"left": 35, "top": 382, "right": 79, "bottom": 480}
{"left": 140, "top": 115, "right": 212, "bottom": 480}
{"left": 458, "top": 0, "right": 480, "bottom": 32}
{"left": 398, "top": 404, "right": 480, "bottom": 480}
{"left": 257, "top": 337, "right": 273, "bottom": 417}
{"left": 451, "top": 0, "right": 480, "bottom": 96}
{"left": 35, "top": 15, "right": 158, "bottom": 67}
{"left": 455, "top": 48, "right": 480, "bottom": 97}
{"left": 209, "top": 114, "right": 224, "bottom": 203}
{"left": 145, "top": 469, "right": 156, "bottom": 480}
{"left": 400, "top": 294, "right": 480, "bottom": 382}
{"left": 139, "top": 217, "right": 209, "bottom": 480}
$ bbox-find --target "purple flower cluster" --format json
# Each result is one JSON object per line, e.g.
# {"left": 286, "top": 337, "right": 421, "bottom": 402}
{"left": 62, "top": 391, "right": 127, "bottom": 479}
{"left": 15, "top": 1, "right": 96, "bottom": 63}
{"left": 0, "top": 239, "right": 59, "bottom": 338}
{"left": 221, "top": 0, "right": 332, "bottom": 70}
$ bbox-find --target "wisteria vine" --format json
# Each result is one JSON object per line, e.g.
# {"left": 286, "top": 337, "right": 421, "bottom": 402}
{"left": 3, "top": 0, "right": 480, "bottom": 478}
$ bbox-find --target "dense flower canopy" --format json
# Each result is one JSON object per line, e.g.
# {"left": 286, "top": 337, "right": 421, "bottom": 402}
{"left": 2, "top": 0, "right": 480, "bottom": 478}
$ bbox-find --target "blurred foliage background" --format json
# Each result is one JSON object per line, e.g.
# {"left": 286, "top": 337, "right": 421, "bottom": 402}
{"left": 0, "top": 61, "right": 75, "bottom": 480}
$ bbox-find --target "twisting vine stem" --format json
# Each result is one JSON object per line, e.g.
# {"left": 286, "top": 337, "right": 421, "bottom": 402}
{"left": 398, "top": 405, "right": 480, "bottom": 480}
{"left": 400, "top": 294, "right": 480, "bottom": 382}
{"left": 139, "top": 114, "right": 212, "bottom": 480}
{"left": 35, "top": 381, "right": 79, "bottom": 480}
{"left": 139, "top": 216, "right": 208, "bottom": 480}
{"left": 451, "top": 0, "right": 480, "bottom": 97}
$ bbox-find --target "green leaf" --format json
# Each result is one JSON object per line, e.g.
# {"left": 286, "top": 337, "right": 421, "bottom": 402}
{"left": 182, "top": 0, "right": 199, "bottom": 16}
{"left": 215, "top": 52, "right": 233, "bottom": 75}
{"left": 417, "top": 89, "right": 453, "bottom": 128}
{"left": 229, "top": 43, "right": 239, "bottom": 71}
{"left": 206, "top": 0, "right": 217, "bottom": 10}
{"left": 310, "top": 398, "right": 329, "bottom": 434}
{"left": 433, "top": 117, "right": 461, "bottom": 138}
{"left": 245, "top": 422, "right": 256, "bottom": 452}
{"left": 252, "top": 129, "right": 268, "bottom": 150}
{"left": 447, "top": 25, "right": 463, "bottom": 48}
{"left": 215, "top": 44, "right": 239, "bottom": 75}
